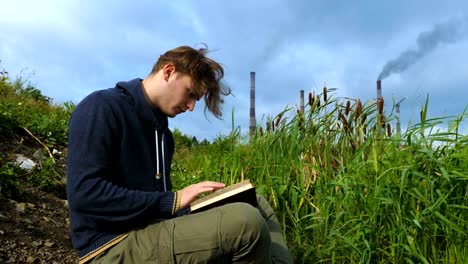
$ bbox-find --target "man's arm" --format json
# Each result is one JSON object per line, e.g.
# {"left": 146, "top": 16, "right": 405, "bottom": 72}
{"left": 66, "top": 92, "right": 179, "bottom": 232}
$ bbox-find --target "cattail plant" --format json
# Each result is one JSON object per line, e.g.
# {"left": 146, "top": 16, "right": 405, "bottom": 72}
{"left": 339, "top": 109, "right": 350, "bottom": 132}
{"left": 172, "top": 86, "right": 468, "bottom": 263}
{"left": 308, "top": 92, "right": 314, "bottom": 106}
{"left": 275, "top": 112, "right": 284, "bottom": 128}
{"left": 386, "top": 123, "right": 391, "bottom": 137}
{"left": 356, "top": 99, "right": 363, "bottom": 119}
{"left": 378, "top": 97, "right": 384, "bottom": 115}
{"left": 345, "top": 100, "right": 351, "bottom": 116}
{"left": 380, "top": 113, "right": 386, "bottom": 129}
{"left": 323, "top": 85, "right": 328, "bottom": 102}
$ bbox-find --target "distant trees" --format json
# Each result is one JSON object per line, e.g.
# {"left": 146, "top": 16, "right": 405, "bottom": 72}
{"left": 172, "top": 128, "right": 210, "bottom": 148}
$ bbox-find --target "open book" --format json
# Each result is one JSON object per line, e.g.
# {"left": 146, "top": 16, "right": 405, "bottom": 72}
{"left": 190, "top": 179, "right": 257, "bottom": 213}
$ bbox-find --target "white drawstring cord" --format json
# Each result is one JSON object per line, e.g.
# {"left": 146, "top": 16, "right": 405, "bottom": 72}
{"left": 155, "top": 130, "right": 167, "bottom": 192}
{"left": 155, "top": 130, "right": 161, "bottom": 179}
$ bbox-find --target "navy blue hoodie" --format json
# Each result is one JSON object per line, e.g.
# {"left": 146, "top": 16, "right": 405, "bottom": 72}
{"left": 67, "top": 78, "right": 187, "bottom": 259}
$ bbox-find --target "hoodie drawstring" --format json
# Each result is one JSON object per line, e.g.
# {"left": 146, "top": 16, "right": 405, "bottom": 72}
{"left": 155, "top": 130, "right": 167, "bottom": 192}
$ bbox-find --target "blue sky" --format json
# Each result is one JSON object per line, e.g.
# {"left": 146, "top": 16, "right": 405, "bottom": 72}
{"left": 1, "top": 0, "right": 467, "bottom": 141}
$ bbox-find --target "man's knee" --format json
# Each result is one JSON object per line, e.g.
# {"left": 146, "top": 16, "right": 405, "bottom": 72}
{"left": 219, "top": 202, "right": 271, "bottom": 247}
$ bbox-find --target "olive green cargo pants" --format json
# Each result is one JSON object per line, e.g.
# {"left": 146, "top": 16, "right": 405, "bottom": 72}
{"left": 90, "top": 195, "right": 293, "bottom": 263}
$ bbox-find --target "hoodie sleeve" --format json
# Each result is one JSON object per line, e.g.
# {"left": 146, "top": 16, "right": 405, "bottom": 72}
{"left": 66, "top": 91, "right": 179, "bottom": 232}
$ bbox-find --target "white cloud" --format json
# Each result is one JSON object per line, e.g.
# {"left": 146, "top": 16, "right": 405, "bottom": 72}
{"left": 1, "top": 0, "right": 467, "bottom": 141}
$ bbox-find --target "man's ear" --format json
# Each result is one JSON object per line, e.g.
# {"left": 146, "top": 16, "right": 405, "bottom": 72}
{"left": 163, "top": 64, "right": 175, "bottom": 81}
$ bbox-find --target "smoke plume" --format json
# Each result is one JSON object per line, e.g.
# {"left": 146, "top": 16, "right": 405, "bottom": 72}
{"left": 378, "top": 17, "right": 467, "bottom": 80}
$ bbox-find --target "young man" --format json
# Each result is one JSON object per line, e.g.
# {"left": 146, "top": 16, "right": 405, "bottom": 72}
{"left": 67, "top": 46, "right": 293, "bottom": 263}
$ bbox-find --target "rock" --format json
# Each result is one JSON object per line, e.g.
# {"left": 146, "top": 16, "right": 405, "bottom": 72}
{"left": 15, "top": 203, "right": 26, "bottom": 213}
{"left": 44, "top": 241, "right": 55, "bottom": 248}
{"left": 0, "top": 183, "right": 80, "bottom": 263}
{"left": 32, "top": 241, "right": 41, "bottom": 247}
{"left": 26, "top": 256, "right": 39, "bottom": 263}
{"left": 41, "top": 203, "right": 52, "bottom": 210}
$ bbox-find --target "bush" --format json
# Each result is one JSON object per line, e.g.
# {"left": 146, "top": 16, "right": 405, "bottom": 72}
{"left": 0, "top": 75, "right": 74, "bottom": 147}
{"left": 0, "top": 69, "right": 71, "bottom": 199}
{"left": 0, "top": 154, "right": 21, "bottom": 198}
{"left": 27, "top": 157, "right": 64, "bottom": 193}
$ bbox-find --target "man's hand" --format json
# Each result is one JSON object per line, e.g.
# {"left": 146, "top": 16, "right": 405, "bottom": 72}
{"left": 179, "top": 181, "right": 225, "bottom": 209}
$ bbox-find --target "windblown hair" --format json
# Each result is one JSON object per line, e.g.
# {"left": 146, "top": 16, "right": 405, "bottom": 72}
{"left": 151, "top": 45, "right": 231, "bottom": 119}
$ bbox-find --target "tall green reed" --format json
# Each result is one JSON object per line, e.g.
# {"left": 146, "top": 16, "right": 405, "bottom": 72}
{"left": 172, "top": 88, "right": 468, "bottom": 263}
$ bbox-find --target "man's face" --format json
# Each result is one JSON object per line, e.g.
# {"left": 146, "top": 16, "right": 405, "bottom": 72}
{"left": 160, "top": 72, "right": 200, "bottom": 118}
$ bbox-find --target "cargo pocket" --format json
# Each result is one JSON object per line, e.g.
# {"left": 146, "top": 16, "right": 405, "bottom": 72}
{"left": 153, "top": 220, "right": 176, "bottom": 264}
{"left": 171, "top": 209, "right": 225, "bottom": 262}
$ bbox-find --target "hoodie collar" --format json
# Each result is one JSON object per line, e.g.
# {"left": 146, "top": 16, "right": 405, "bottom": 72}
{"left": 116, "top": 78, "right": 168, "bottom": 131}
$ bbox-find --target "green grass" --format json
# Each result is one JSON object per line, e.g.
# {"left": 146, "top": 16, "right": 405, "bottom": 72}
{"left": 1, "top": 73, "right": 467, "bottom": 262}
{"left": 0, "top": 75, "right": 74, "bottom": 148}
{"left": 0, "top": 73, "right": 72, "bottom": 197}
{"left": 172, "top": 89, "right": 468, "bottom": 263}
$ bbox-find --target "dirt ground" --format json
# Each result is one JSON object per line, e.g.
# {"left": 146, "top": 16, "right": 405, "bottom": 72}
{"left": 0, "top": 187, "right": 78, "bottom": 263}
{"left": 0, "top": 129, "right": 78, "bottom": 263}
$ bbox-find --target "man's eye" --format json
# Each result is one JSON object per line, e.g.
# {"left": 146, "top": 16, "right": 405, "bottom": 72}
{"left": 187, "top": 90, "right": 196, "bottom": 99}
{"left": 187, "top": 87, "right": 200, "bottom": 101}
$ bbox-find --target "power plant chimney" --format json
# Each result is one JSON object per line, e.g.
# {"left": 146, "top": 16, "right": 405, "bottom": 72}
{"left": 249, "top": 72, "right": 256, "bottom": 138}
{"left": 376, "top": 79, "right": 382, "bottom": 99}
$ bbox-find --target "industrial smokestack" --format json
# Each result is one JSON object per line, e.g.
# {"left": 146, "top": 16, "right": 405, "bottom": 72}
{"left": 376, "top": 80, "right": 382, "bottom": 99}
{"left": 249, "top": 72, "right": 256, "bottom": 138}
{"left": 300, "top": 90, "right": 304, "bottom": 114}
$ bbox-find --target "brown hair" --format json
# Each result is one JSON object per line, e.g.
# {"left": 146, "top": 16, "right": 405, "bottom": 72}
{"left": 151, "top": 45, "right": 231, "bottom": 119}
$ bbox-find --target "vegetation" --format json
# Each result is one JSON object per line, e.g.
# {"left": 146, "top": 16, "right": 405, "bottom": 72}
{"left": 172, "top": 88, "right": 468, "bottom": 263}
{"left": 0, "top": 75, "right": 74, "bottom": 147}
{"left": 1, "top": 70, "right": 467, "bottom": 263}
{"left": 0, "top": 72, "right": 73, "bottom": 197}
